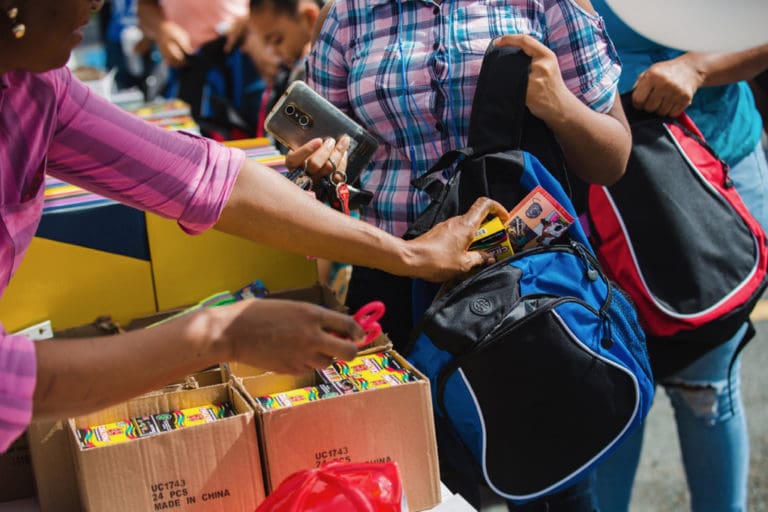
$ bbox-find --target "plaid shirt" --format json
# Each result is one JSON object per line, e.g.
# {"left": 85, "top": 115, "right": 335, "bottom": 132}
{"left": 308, "top": 0, "right": 621, "bottom": 236}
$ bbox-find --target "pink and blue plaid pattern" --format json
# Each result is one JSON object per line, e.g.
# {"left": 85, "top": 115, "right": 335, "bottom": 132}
{"left": 308, "top": 0, "right": 621, "bottom": 236}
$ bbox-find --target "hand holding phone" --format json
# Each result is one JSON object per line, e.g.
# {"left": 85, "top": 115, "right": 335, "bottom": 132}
{"left": 264, "top": 81, "right": 379, "bottom": 181}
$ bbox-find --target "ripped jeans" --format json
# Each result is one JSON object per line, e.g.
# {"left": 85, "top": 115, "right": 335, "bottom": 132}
{"left": 594, "top": 324, "right": 749, "bottom": 512}
{"left": 594, "top": 139, "right": 767, "bottom": 512}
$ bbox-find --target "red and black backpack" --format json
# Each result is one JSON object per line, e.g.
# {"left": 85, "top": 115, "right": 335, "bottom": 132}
{"left": 584, "top": 94, "right": 768, "bottom": 378}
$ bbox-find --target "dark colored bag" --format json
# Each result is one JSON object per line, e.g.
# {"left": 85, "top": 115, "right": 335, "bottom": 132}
{"left": 402, "top": 45, "right": 567, "bottom": 240}
{"left": 171, "top": 36, "right": 266, "bottom": 140}
{"left": 584, "top": 95, "right": 768, "bottom": 378}
{"left": 404, "top": 43, "right": 653, "bottom": 503}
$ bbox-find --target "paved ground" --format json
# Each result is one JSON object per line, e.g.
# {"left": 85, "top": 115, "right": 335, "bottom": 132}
{"left": 482, "top": 305, "right": 768, "bottom": 511}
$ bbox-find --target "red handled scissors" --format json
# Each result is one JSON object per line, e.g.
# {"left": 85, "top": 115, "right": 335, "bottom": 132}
{"left": 352, "top": 301, "right": 386, "bottom": 348}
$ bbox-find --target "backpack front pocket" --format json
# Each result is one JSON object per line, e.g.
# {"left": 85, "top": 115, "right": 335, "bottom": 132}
{"left": 437, "top": 301, "right": 640, "bottom": 501}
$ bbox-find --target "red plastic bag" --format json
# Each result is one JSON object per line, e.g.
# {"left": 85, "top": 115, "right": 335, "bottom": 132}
{"left": 255, "top": 461, "right": 406, "bottom": 512}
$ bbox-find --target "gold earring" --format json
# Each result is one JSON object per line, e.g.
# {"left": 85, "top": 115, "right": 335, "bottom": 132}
{"left": 7, "top": 6, "right": 25, "bottom": 39}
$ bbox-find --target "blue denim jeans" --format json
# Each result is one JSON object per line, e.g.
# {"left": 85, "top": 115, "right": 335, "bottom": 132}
{"left": 595, "top": 141, "right": 768, "bottom": 512}
{"left": 595, "top": 325, "right": 749, "bottom": 512}
{"left": 729, "top": 140, "right": 768, "bottom": 231}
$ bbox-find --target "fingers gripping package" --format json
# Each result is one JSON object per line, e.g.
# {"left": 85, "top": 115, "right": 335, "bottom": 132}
{"left": 469, "top": 186, "right": 575, "bottom": 262}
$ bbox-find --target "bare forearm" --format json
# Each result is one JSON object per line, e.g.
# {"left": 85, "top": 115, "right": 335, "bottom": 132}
{"left": 137, "top": 0, "right": 167, "bottom": 41}
{"left": 33, "top": 310, "right": 228, "bottom": 419}
{"left": 549, "top": 95, "right": 631, "bottom": 185}
{"left": 215, "top": 160, "right": 416, "bottom": 276}
{"left": 684, "top": 45, "right": 768, "bottom": 88}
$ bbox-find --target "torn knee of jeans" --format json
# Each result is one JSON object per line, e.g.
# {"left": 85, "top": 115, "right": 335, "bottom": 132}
{"left": 665, "top": 380, "right": 721, "bottom": 422}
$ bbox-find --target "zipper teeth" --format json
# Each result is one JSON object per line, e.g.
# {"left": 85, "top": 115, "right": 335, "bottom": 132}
{"left": 444, "top": 243, "right": 591, "bottom": 300}
{"left": 421, "top": 244, "right": 574, "bottom": 320}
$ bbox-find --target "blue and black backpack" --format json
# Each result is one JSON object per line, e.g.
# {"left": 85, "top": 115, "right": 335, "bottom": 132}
{"left": 167, "top": 36, "right": 267, "bottom": 140}
{"left": 403, "top": 43, "right": 654, "bottom": 503}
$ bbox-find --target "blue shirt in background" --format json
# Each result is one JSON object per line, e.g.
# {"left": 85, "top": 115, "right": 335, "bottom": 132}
{"left": 592, "top": 0, "right": 763, "bottom": 166}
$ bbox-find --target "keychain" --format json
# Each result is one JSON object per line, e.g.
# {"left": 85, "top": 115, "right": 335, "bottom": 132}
{"left": 330, "top": 169, "right": 350, "bottom": 216}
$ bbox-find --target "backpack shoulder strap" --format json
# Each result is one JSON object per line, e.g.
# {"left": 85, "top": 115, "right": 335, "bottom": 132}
{"left": 467, "top": 44, "right": 568, "bottom": 179}
{"left": 467, "top": 45, "right": 529, "bottom": 152}
{"left": 411, "top": 148, "right": 475, "bottom": 199}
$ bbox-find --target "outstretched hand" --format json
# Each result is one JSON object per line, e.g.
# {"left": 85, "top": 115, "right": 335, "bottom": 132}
{"left": 218, "top": 298, "right": 362, "bottom": 374}
{"left": 405, "top": 197, "right": 510, "bottom": 282}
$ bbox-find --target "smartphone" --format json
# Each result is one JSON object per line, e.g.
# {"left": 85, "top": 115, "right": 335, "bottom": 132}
{"left": 264, "top": 81, "right": 379, "bottom": 180}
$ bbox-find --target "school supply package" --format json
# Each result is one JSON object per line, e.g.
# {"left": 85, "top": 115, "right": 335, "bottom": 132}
{"left": 585, "top": 95, "right": 768, "bottom": 378}
{"left": 404, "top": 43, "right": 653, "bottom": 503}
{"left": 255, "top": 351, "right": 416, "bottom": 410}
{"left": 76, "top": 403, "right": 234, "bottom": 449}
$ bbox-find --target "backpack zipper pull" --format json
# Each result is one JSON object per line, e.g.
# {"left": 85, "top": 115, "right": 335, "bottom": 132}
{"left": 571, "top": 241, "right": 599, "bottom": 281}
{"left": 600, "top": 312, "right": 614, "bottom": 350}
{"left": 721, "top": 160, "right": 734, "bottom": 188}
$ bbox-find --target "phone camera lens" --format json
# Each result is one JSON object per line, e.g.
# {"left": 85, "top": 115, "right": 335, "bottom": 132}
{"left": 298, "top": 115, "right": 310, "bottom": 127}
{"left": 284, "top": 104, "right": 296, "bottom": 116}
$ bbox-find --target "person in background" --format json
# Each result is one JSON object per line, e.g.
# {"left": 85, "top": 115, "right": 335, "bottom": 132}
{"left": 246, "top": 0, "right": 352, "bottom": 298}
{"left": 589, "top": 2, "right": 768, "bottom": 511}
{"left": 100, "top": 0, "right": 139, "bottom": 90}
{"left": 137, "top": 0, "right": 281, "bottom": 137}
{"left": 750, "top": 69, "right": 768, "bottom": 148}
{"left": 250, "top": 0, "right": 322, "bottom": 110}
{"left": 241, "top": 0, "right": 322, "bottom": 142}
{"left": 291, "top": 0, "right": 633, "bottom": 509}
{"left": 0, "top": 0, "right": 507, "bottom": 454}
{"left": 247, "top": 0, "right": 321, "bottom": 82}
{"left": 137, "top": 0, "right": 248, "bottom": 70}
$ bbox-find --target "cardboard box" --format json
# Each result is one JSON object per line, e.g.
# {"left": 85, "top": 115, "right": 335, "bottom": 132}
{"left": 28, "top": 318, "right": 124, "bottom": 512}
{"left": 0, "top": 433, "right": 35, "bottom": 502}
{"left": 28, "top": 368, "right": 228, "bottom": 512}
{"left": 28, "top": 419, "right": 82, "bottom": 512}
{"left": 234, "top": 351, "right": 441, "bottom": 511}
{"left": 69, "top": 383, "right": 264, "bottom": 512}
{"left": 27, "top": 285, "right": 334, "bottom": 511}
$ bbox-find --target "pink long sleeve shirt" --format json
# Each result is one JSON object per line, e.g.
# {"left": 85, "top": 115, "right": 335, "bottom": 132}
{"left": 0, "top": 67, "right": 245, "bottom": 451}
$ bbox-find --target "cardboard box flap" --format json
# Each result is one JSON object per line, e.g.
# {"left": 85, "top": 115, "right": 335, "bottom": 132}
{"left": 267, "top": 282, "right": 346, "bottom": 312}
